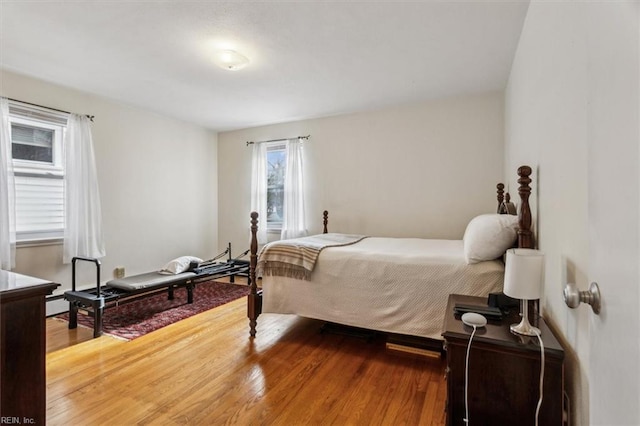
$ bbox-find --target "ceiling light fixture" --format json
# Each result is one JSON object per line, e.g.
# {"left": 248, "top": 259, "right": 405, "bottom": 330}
{"left": 213, "top": 50, "right": 249, "bottom": 71}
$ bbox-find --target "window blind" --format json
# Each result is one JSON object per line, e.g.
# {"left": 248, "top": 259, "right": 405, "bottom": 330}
{"left": 14, "top": 174, "right": 64, "bottom": 240}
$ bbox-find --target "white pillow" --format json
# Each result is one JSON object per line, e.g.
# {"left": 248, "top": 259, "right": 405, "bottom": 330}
{"left": 160, "top": 256, "right": 203, "bottom": 274}
{"left": 463, "top": 214, "right": 519, "bottom": 264}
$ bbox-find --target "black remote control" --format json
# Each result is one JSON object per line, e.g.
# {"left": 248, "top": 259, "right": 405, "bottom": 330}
{"left": 453, "top": 303, "right": 503, "bottom": 320}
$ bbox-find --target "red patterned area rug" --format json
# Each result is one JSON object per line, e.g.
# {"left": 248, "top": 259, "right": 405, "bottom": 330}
{"left": 56, "top": 280, "right": 250, "bottom": 340}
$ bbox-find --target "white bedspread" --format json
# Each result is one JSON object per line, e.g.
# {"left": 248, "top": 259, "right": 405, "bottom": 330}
{"left": 262, "top": 237, "right": 504, "bottom": 340}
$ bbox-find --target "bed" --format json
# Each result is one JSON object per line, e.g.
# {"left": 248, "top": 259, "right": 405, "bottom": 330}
{"left": 247, "top": 166, "right": 534, "bottom": 342}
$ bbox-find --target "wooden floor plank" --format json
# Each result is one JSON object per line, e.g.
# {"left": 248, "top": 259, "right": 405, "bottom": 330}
{"left": 46, "top": 296, "right": 447, "bottom": 425}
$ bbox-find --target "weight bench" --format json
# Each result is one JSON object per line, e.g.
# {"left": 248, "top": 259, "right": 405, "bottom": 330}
{"left": 64, "top": 245, "right": 250, "bottom": 338}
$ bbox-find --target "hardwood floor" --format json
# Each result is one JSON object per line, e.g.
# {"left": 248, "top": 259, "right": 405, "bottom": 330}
{"left": 46, "top": 296, "right": 447, "bottom": 425}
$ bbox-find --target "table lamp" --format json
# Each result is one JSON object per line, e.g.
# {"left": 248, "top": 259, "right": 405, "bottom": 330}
{"left": 503, "top": 248, "right": 545, "bottom": 336}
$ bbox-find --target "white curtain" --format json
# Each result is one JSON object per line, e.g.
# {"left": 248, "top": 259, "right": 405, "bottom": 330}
{"left": 281, "top": 138, "right": 307, "bottom": 240}
{"left": 250, "top": 142, "right": 268, "bottom": 245}
{"left": 0, "top": 97, "right": 16, "bottom": 270}
{"left": 63, "top": 114, "right": 106, "bottom": 263}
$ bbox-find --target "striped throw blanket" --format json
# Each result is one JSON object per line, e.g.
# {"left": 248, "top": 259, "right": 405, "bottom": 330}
{"left": 256, "top": 233, "right": 368, "bottom": 280}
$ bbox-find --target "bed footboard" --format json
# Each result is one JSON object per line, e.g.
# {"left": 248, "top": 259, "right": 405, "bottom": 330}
{"left": 247, "top": 210, "right": 330, "bottom": 337}
{"left": 248, "top": 212, "right": 262, "bottom": 337}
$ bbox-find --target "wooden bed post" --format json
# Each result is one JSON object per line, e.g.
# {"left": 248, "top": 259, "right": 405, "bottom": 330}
{"left": 517, "top": 166, "right": 534, "bottom": 249}
{"left": 323, "top": 210, "right": 328, "bottom": 234}
{"left": 248, "top": 212, "right": 261, "bottom": 337}
{"left": 496, "top": 183, "right": 505, "bottom": 213}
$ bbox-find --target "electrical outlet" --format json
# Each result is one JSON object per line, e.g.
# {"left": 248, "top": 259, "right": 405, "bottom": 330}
{"left": 114, "top": 267, "right": 125, "bottom": 279}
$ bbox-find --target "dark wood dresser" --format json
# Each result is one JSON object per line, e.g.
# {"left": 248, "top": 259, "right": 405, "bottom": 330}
{"left": 0, "top": 270, "right": 59, "bottom": 425}
{"left": 442, "top": 294, "right": 565, "bottom": 426}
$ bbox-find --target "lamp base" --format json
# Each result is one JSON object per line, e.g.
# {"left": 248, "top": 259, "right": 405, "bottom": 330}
{"left": 510, "top": 317, "right": 540, "bottom": 336}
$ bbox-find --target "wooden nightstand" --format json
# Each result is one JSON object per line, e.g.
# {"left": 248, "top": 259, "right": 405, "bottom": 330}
{"left": 442, "top": 294, "right": 565, "bottom": 426}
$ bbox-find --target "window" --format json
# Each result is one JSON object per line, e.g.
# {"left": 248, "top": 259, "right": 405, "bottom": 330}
{"left": 266, "top": 144, "right": 286, "bottom": 230}
{"left": 251, "top": 137, "right": 306, "bottom": 243}
{"left": 8, "top": 102, "right": 67, "bottom": 242}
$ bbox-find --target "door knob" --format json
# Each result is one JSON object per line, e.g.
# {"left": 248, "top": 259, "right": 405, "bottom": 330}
{"left": 563, "top": 282, "right": 601, "bottom": 314}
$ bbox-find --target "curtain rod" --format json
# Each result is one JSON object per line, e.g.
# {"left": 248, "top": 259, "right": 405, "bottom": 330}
{"left": 8, "top": 97, "right": 95, "bottom": 122}
{"left": 246, "top": 135, "right": 310, "bottom": 146}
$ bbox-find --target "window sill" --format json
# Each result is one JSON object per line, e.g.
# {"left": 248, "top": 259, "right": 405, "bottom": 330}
{"left": 17, "top": 238, "right": 63, "bottom": 248}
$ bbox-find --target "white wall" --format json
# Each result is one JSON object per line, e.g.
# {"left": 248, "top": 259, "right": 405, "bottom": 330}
{"left": 217, "top": 92, "right": 505, "bottom": 254}
{"left": 1, "top": 70, "right": 218, "bottom": 297}
{"left": 505, "top": 2, "right": 640, "bottom": 424}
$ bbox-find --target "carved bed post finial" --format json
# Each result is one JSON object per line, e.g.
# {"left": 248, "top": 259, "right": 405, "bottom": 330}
{"left": 323, "top": 210, "right": 329, "bottom": 234}
{"left": 497, "top": 183, "right": 506, "bottom": 214}
{"left": 517, "top": 166, "right": 534, "bottom": 249}
{"left": 248, "top": 212, "right": 259, "bottom": 337}
{"left": 497, "top": 183, "right": 505, "bottom": 204}
{"left": 497, "top": 183, "right": 505, "bottom": 213}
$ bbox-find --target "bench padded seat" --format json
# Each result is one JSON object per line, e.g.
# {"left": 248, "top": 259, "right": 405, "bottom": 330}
{"left": 106, "top": 271, "right": 196, "bottom": 291}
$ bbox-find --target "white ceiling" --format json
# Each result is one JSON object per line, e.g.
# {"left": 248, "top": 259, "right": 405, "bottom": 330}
{"left": 1, "top": 1, "right": 530, "bottom": 132}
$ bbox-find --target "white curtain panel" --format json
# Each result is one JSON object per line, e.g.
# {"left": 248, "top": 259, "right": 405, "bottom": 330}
{"left": 281, "top": 138, "right": 307, "bottom": 240}
{"left": 0, "top": 98, "right": 16, "bottom": 270}
{"left": 63, "top": 114, "right": 106, "bottom": 263}
{"left": 250, "top": 142, "right": 268, "bottom": 245}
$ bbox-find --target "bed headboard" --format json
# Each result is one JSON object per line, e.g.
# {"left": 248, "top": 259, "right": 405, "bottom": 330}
{"left": 496, "top": 167, "right": 534, "bottom": 249}
{"left": 516, "top": 165, "right": 534, "bottom": 249}
{"left": 497, "top": 184, "right": 517, "bottom": 215}
{"left": 497, "top": 183, "right": 506, "bottom": 211}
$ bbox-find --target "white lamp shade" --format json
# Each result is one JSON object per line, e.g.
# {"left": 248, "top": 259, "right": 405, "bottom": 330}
{"left": 503, "top": 248, "right": 544, "bottom": 300}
